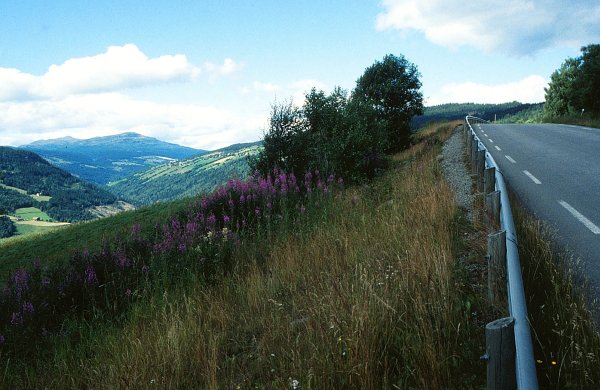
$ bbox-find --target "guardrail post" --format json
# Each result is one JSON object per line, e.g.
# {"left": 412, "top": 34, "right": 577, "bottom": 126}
{"left": 484, "top": 167, "right": 496, "bottom": 195}
{"left": 485, "top": 316, "right": 516, "bottom": 390}
{"left": 471, "top": 138, "right": 478, "bottom": 171}
{"left": 487, "top": 229, "right": 506, "bottom": 305}
{"left": 477, "top": 150, "right": 486, "bottom": 192}
{"left": 485, "top": 191, "right": 501, "bottom": 228}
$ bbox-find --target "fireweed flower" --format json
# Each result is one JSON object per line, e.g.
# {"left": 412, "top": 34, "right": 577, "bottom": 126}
{"left": 84, "top": 265, "right": 98, "bottom": 285}
{"left": 223, "top": 215, "right": 230, "bottom": 225}
{"left": 12, "top": 269, "right": 29, "bottom": 299}
{"left": 11, "top": 312, "right": 23, "bottom": 326}
{"left": 22, "top": 302, "right": 34, "bottom": 314}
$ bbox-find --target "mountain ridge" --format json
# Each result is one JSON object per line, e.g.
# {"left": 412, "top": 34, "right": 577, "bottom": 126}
{"left": 20, "top": 132, "right": 205, "bottom": 185}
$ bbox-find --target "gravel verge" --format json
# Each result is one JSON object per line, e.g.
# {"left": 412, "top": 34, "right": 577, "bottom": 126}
{"left": 441, "top": 126, "right": 474, "bottom": 219}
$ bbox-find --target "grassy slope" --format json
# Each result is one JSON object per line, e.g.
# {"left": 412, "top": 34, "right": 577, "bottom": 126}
{"left": 107, "top": 143, "right": 262, "bottom": 205}
{"left": 0, "top": 198, "right": 190, "bottom": 282}
{"left": 4, "top": 123, "right": 489, "bottom": 388}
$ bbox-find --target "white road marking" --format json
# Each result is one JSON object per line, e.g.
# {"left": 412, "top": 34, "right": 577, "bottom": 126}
{"left": 495, "top": 146, "right": 501, "bottom": 151}
{"left": 484, "top": 134, "right": 488, "bottom": 138}
{"left": 489, "top": 139, "right": 494, "bottom": 143}
{"left": 505, "top": 155, "right": 516, "bottom": 163}
{"left": 559, "top": 201, "right": 600, "bottom": 234}
{"left": 523, "top": 170, "right": 542, "bottom": 184}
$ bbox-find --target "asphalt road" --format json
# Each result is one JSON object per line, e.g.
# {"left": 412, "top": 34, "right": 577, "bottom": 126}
{"left": 472, "top": 122, "right": 600, "bottom": 299}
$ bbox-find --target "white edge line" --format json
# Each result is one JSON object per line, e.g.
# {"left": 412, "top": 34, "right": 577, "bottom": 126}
{"left": 505, "top": 155, "right": 516, "bottom": 163}
{"left": 559, "top": 200, "right": 600, "bottom": 234}
{"left": 523, "top": 170, "right": 542, "bottom": 184}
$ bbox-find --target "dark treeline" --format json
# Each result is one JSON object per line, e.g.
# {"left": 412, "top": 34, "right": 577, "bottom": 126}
{"left": 250, "top": 54, "right": 424, "bottom": 183}
{"left": 0, "top": 216, "right": 16, "bottom": 238}
{"left": 412, "top": 102, "right": 544, "bottom": 128}
{"left": 0, "top": 147, "right": 116, "bottom": 222}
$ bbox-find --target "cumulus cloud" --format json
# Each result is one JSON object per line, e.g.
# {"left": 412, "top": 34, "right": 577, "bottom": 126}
{"left": 427, "top": 75, "right": 548, "bottom": 105}
{"left": 204, "top": 58, "right": 243, "bottom": 80}
{"left": 0, "top": 44, "right": 201, "bottom": 101}
{"left": 0, "top": 93, "right": 262, "bottom": 150}
{"left": 0, "top": 45, "right": 257, "bottom": 150}
{"left": 376, "top": 0, "right": 600, "bottom": 55}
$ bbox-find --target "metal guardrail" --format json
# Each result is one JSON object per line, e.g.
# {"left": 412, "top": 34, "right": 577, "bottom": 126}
{"left": 465, "top": 116, "right": 539, "bottom": 390}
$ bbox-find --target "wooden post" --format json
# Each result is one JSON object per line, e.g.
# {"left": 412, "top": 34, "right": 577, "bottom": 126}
{"left": 477, "top": 150, "right": 486, "bottom": 192}
{"left": 486, "top": 191, "right": 501, "bottom": 228}
{"left": 484, "top": 167, "right": 496, "bottom": 195}
{"left": 485, "top": 316, "right": 516, "bottom": 390}
{"left": 487, "top": 230, "right": 506, "bottom": 305}
{"left": 471, "top": 138, "right": 478, "bottom": 171}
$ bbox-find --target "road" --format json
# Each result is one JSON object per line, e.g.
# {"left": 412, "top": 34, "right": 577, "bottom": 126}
{"left": 472, "top": 122, "right": 600, "bottom": 300}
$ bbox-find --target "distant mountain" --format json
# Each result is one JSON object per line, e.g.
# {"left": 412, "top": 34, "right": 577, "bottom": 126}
{"left": 107, "top": 141, "right": 262, "bottom": 205}
{"left": 21, "top": 132, "right": 205, "bottom": 185}
{"left": 411, "top": 102, "right": 544, "bottom": 128}
{"left": 0, "top": 147, "right": 123, "bottom": 222}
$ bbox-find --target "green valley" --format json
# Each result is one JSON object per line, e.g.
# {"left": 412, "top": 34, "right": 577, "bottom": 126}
{"left": 107, "top": 141, "right": 262, "bottom": 205}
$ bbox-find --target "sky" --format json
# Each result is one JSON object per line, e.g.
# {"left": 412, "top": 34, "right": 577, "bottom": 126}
{"left": 1, "top": 0, "right": 599, "bottom": 150}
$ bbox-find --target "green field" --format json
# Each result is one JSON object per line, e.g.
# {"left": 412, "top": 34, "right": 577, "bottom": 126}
{"left": 0, "top": 183, "right": 52, "bottom": 202}
{"left": 15, "top": 207, "right": 51, "bottom": 221}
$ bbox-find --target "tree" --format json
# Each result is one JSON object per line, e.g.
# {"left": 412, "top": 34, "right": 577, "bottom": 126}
{"left": 544, "top": 43, "right": 600, "bottom": 118}
{"left": 249, "top": 101, "right": 310, "bottom": 177}
{"left": 544, "top": 57, "right": 581, "bottom": 117}
{"left": 577, "top": 44, "right": 600, "bottom": 114}
{"left": 353, "top": 54, "right": 423, "bottom": 152}
{"left": 0, "top": 216, "right": 16, "bottom": 238}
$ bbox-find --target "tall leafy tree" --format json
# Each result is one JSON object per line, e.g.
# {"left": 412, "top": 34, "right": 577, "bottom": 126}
{"left": 544, "top": 43, "right": 600, "bottom": 118}
{"left": 544, "top": 58, "right": 581, "bottom": 117}
{"left": 577, "top": 44, "right": 600, "bottom": 114}
{"left": 353, "top": 54, "right": 423, "bottom": 152}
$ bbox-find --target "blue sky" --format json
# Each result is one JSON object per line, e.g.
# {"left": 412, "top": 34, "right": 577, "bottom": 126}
{"left": 1, "top": 0, "right": 599, "bottom": 150}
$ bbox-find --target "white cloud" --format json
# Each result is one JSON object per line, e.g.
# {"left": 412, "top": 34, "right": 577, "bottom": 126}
{"left": 376, "top": 0, "right": 600, "bottom": 55}
{"left": 0, "top": 93, "right": 263, "bottom": 150}
{"left": 204, "top": 58, "right": 243, "bottom": 79}
{"left": 427, "top": 75, "right": 548, "bottom": 105}
{"left": 0, "top": 44, "right": 201, "bottom": 101}
{"left": 0, "top": 45, "right": 258, "bottom": 150}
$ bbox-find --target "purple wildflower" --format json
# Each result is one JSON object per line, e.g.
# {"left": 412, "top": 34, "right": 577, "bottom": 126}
{"left": 0, "top": 334, "right": 5, "bottom": 345}
{"left": 85, "top": 265, "right": 98, "bottom": 285}
{"left": 11, "top": 312, "right": 23, "bottom": 326}
{"left": 207, "top": 214, "right": 217, "bottom": 228}
{"left": 178, "top": 243, "right": 187, "bottom": 253}
{"left": 116, "top": 253, "right": 130, "bottom": 268}
{"left": 125, "top": 289, "right": 132, "bottom": 297}
{"left": 132, "top": 223, "right": 141, "bottom": 237}
{"left": 142, "top": 265, "right": 150, "bottom": 274}
{"left": 223, "top": 215, "right": 230, "bottom": 225}
{"left": 12, "top": 269, "right": 29, "bottom": 299}
{"left": 22, "top": 301, "right": 34, "bottom": 314}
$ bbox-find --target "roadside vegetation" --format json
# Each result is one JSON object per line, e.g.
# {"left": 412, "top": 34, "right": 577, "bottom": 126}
{"left": 544, "top": 43, "right": 600, "bottom": 128}
{"left": 1, "top": 121, "right": 491, "bottom": 388}
{"left": 513, "top": 202, "right": 600, "bottom": 388}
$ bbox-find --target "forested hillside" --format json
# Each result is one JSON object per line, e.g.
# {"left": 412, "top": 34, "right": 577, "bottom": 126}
{"left": 107, "top": 142, "right": 261, "bottom": 205}
{"left": 0, "top": 147, "right": 117, "bottom": 222}
{"left": 412, "top": 101, "right": 543, "bottom": 128}
{"left": 21, "top": 132, "right": 203, "bottom": 185}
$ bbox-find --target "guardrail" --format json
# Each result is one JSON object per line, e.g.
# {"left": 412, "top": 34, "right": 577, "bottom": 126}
{"left": 464, "top": 116, "right": 539, "bottom": 390}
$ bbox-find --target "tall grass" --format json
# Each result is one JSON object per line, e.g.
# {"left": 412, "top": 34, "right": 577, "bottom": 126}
{"left": 3, "top": 122, "right": 488, "bottom": 388}
{"left": 513, "top": 203, "right": 600, "bottom": 388}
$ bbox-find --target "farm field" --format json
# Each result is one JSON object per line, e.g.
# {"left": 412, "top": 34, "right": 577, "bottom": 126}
{"left": 15, "top": 207, "right": 51, "bottom": 221}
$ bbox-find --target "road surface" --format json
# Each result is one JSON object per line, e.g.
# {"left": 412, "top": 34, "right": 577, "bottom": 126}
{"left": 473, "top": 122, "right": 600, "bottom": 301}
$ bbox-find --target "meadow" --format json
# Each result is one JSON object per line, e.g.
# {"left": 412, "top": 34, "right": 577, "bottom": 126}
{"left": 2, "top": 121, "right": 598, "bottom": 388}
{"left": 0, "top": 122, "right": 494, "bottom": 388}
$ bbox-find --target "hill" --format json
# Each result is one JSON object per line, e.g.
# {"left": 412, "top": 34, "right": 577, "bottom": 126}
{"left": 412, "top": 101, "right": 544, "bottom": 128}
{"left": 107, "top": 141, "right": 262, "bottom": 205}
{"left": 0, "top": 146, "right": 120, "bottom": 225}
{"left": 21, "top": 132, "right": 204, "bottom": 185}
